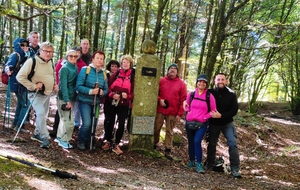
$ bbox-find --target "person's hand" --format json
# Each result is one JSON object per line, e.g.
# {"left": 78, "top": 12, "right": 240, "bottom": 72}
{"left": 175, "top": 115, "right": 181, "bottom": 122}
{"left": 66, "top": 102, "right": 72, "bottom": 109}
{"left": 36, "top": 82, "right": 44, "bottom": 91}
{"left": 113, "top": 93, "right": 120, "bottom": 100}
{"left": 98, "top": 89, "right": 103, "bottom": 96}
{"left": 121, "top": 92, "right": 127, "bottom": 99}
{"left": 92, "top": 87, "right": 99, "bottom": 95}
{"left": 160, "top": 99, "right": 166, "bottom": 107}
{"left": 183, "top": 100, "right": 189, "bottom": 109}
{"left": 6, "top": 70, "right": 12, "bottom": 76}
{"left": 211, "top": 110, "right": 221, "bottom": 118}
{"left": 53, "top": 84, "right": 59, "bottom": 93}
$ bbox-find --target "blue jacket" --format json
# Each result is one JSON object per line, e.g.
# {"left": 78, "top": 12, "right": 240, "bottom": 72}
{"left": 76, "top": 64, "right": 108, "bottom": 105}
{"left": 4, "top": 38, "right": 28, "bottom": 93}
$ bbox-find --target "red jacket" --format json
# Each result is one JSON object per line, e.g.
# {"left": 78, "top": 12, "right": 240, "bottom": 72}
{"left": 108, "top": 69, "right": 134, "bottom": 106}
{"left": 156, "top": 75, "right": 187, "bottom": 117}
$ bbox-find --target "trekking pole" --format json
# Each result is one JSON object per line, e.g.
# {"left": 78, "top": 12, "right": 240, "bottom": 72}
{"left": 11, "top": 90, "right": 38, "bottom": 144}
{"left": 2, "top": 77, "right": 11, "bottom": 135}
{"left": 0, "top": 152, "right": 77, "bottom": 179}
{"left": 90, "top": 82, "right": 99, "bottom": 151}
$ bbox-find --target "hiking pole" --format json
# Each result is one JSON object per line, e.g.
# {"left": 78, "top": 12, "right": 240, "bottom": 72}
{"left": 0, "top": 152, "right": 77, "bottom": 179}
{"left": 11, "top": 90, "right": 38, "bottom": 144}
{"left": 90, "top": 82, "right": 99, "bottom": 151}
{"left": 2, "top": 77, "right": 11, "bottom": 135}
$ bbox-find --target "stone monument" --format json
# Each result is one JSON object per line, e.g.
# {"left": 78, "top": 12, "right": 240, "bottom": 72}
{"left": 129, "top": 40, "right": 162, "bottom": 151}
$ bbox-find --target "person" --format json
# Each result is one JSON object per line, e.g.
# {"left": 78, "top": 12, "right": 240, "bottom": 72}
{"left": 16, "top": 42, "right": 58, "bottom": 149}
{"left": 50, "top": 46, "right": 86, "bottom": 137}
{"left": 54, "top": 50, "right": 78, "bottom": 149}
{"left": 154, "top": 63, "right": 187, "bottom": 160}
{"left": 207, "top": 73, "right": 242, "bottom": 178}
{"left": 4, "top": 38, "right": 31, "bottom": 133}
{"left": 185, "top": 74, "right": 217, "bottom": 173}
{"left": 28, "top": 31, "right": 40, "bottom": 54}
{"left": 80, "top": 39, "right": 92, "bottom": 66}
{"left": 76, "top": 50, "right": 108, "bottom": 150}
{"left": 101, "top": 55, "right": 134, "bottom": 155}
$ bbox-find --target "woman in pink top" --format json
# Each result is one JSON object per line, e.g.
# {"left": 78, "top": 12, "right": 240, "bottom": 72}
{"left": 185, "top": 74, "right": 217, "bottom": 174}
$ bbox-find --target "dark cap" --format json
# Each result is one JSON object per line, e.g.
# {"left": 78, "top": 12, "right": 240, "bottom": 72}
{"left": 168, "top": 63, "right": 178, "bottom": 71}
{"left": 197, "top": 74, "right": 208, "bottom": 82}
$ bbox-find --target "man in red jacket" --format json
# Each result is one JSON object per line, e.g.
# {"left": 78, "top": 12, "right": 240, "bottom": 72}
{"left": 154, "top": 63, "right": 187, "bottom": 160}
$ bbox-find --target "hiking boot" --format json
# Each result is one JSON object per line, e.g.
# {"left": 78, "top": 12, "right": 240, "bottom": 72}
{"left": 40, "top": 138, "right": 50, "bottom": 149}
{"left": 196, "top": 163, "right": 205, "bottom": 174}
{"left": 186, "top": 160, "right": 195, "bottom": 168}
{"left": 112, "top": 145, "right": 123, "bottom": 155}
{"left": 31, "top": 134, "right": 43, "bottom": 143}
{"left": 13, "top": 125, "right": 30, "bottom": 134}
{"left": 231, "top": 169, "right": 242, "bottom": 178}
{"left": 101, "top": 142, "right": 111, "bottom": 151}
{"left": 58, "top": 140, "right": 73, "bottom": 149}
{"left": 164, "top": 150, "right": 173, "bottom": 161}
{"left": 77, "top": 142, "right": 86, "bottom": 150}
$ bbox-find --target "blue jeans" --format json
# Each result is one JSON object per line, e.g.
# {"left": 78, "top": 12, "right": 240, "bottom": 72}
{"left": 207, "top": 122, "right": 240, "bottom": 169}
{"left": 78, "top": 101, "right": 98, "bottom": 145}
{"left": 186, "top": 122, "right": 208, "bottom": 163}
{"left": 13, "top": 91, "right": 29, "bottom": 127}
{"left": 74, "top": 100, "right": 81, "bottom": 127}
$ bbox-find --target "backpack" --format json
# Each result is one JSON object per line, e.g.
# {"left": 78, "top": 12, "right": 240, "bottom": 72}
{"left": 84, "top": 66, "right": 107, "bottom": 83}
{"left": 1, "top": 52, "right": 21, "bottom": 85}
{"left": 189, "top": 91, "right": 211, "bottom": 112}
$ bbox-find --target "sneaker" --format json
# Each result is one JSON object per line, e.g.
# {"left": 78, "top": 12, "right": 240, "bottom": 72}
{"left": 196, "top": 163, "right": 205, "bottom": 174}
{"left": 186, "top": 160, "right": 195, "bottom": 168}
{"left": 58, "top": 140, "right": 73, "bottom": 149}
{"left": 164, "top": 150, "right": 173, "bottom": 161}
{"left": 231, "top": 169, "right": 242, "bottom": 178}
{"left": 112, "top": 145, "right": 123, "bottom": 155}
{"left": 31, "top": 134, "right": 43, "bottom": 143}
{"left": 40, "top": 138, "right": 50, "bottom": 149}
{"left": 102, "top": 142, "right": 111, "bottom": 151}
{"left": 54, "top": 137, "right": 60, "bottom": 143}
{"left": 77, "top": 142, "right": 86, "bottom": 150}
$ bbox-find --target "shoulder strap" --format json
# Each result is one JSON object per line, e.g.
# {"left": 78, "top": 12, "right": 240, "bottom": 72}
{"left": 102, "top": 70, "right": 107, "bottom": 81}
{"left": 84, "top": 66, "right": 91, "bottom": 85}
{"left": 189, "top": 91, "right": 195, "bottom": 105}
{"left": 28, "top": 57, "right": 36, "bottom": 81}
{"left": 206, "top": 91, "right": 211, "bottom": 112}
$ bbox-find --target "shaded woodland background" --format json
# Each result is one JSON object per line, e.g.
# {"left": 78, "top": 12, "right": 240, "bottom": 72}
{"left": 0, "top": 0, "right": 300, "bottom": 114}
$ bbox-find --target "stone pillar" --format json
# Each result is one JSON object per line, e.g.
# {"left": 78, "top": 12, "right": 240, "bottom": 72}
{"left": 129, "top": 40, "right": 161, "bottom": 151}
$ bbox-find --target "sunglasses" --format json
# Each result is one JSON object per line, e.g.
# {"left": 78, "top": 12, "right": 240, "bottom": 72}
{"left": 68, "top": 55, "right": 78, "bottom": 58}
{"left": 20, "top": 43, "right": 29, "bottom": 47}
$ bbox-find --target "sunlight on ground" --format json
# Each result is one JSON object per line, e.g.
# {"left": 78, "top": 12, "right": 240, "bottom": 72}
{"left": 265, "top": 117, "right": 300, "bottom": 126}
{"left": 27, "top": 177, "right": 62, "bottom": 190}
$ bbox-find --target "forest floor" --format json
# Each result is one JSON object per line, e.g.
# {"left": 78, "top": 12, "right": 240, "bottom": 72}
{"left": 0, "top": 84, "right": 300, "bottom": 190}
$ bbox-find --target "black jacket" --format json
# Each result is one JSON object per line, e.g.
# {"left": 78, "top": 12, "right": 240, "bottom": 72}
{"left": 208, "top": 87, "right": 238, "bottom": 125}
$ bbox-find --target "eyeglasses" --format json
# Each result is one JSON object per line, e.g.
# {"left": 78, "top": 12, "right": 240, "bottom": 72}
{"left": 20, "top": 44, "right": 28, "bottom": 47}
{"left": 68, "top": 55, "right": 78, "bottom": 58}
{"left": 41, "top": 49, "right": 54, "bottom": 54}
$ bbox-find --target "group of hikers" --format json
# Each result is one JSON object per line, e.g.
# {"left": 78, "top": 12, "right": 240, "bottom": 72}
{"left": 3, "top": 31, "right": 242, "bottom": 178}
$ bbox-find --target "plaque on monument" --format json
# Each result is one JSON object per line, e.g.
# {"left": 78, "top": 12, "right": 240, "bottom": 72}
{"left": 132, "top": 116, "right": 155, "bottom": 135}
{"left": 141, "top": 67, "right": 157, "bottom": 77}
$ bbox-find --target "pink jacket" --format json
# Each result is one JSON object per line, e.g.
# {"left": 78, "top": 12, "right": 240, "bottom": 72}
{"left": 185, "top": 89, "right": 217, "bottom": 122}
